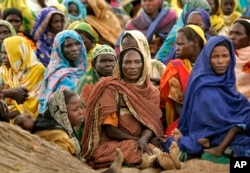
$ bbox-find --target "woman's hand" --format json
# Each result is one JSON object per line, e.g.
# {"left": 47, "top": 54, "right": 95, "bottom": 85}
{"left": 3, "top": 87, "right": 28, "bottom": 104}
{"left": 150, "top": 135, "right": 167, "bottom": 151}
{"left": 0, "top": 100, "right": 9, "bottom": 122}
{"left": 134, "top": 129, "right": 154, "bottom": 155}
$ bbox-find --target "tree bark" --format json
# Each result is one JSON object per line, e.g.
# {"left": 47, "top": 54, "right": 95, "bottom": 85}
{"left": 0, "top": 122, "right": 96, "bottom": 173}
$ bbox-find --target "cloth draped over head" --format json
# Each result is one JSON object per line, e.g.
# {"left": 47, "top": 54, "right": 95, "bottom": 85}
{"left": 0, "top": 20, "right": 16, "bottom": 51}
{"left": 81, "top": 47, "right": 163, "bottom": 158}
{"left": 84, "top": 0, "right": 122, "bottom": 45}
{"left": 38, "top": 30, "right": 87, "bottom": 113}
{"left": 2, "top": 36, "right": 45, "bottom": 118}
{"left": 124, "top": 0, "right": 177, "bottom": 43}
{"left": 63, "top": 0, "right": 87, "bottom": 23}
{"left": 31, "top": 7, "right": 66, "bottom": 67}
{"left": 177, "top": 36, "right": 250, "bottom": 154}
{"left": 0, "top": 0, "right": 36, "bottom": 33}
{"left": 34, "top": 89, "right": 81, "bottom": 157}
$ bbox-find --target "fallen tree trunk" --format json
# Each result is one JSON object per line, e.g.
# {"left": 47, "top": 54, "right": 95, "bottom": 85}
{"left": 0, "top": 122, "right": 96, "bottom": 173}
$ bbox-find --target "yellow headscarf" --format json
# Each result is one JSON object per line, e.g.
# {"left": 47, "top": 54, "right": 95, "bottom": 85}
{"left": 2, "top": 36, "right": 45, "bottom": 118}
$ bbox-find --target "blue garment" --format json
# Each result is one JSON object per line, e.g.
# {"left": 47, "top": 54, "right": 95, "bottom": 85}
{"left": 63, "top": 0, "right": 86, "bottom": 22}
{"left": 164, "top": 36, "right": 250, "bottom": 156}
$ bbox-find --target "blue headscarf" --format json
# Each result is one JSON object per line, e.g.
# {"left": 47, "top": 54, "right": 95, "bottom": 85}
{"left": 176, "top": 36, "right": 250, "bottom": 154}
{"left": 38, "top": 30, "right": 87, "bottom": 113}
{"left": 63, "top": 0, "right": 86, "bottom": 22}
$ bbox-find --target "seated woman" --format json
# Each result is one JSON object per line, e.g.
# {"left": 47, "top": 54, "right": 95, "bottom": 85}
{"left": 1, "top": 36, "right": 45, "bottom": 119}
{"left": 160, "top": 25, "right": 206, "bottom": 134}
{"left": 38, "top": 30, "right": 87, "bottom": 113}
{"left": 207, "top": 0, "right": 224, "bottom": 33}
{"left": 63, "top": 0, "right": 86, "bottom": 24}
{"left": 81, "top": 47, "right": 167, "bottom": 169}
{"left": 163, "top": 36, "right": 250, "bottom": 160}
{"left": 117, "top": 0, "right": 177, "bottom": 57}
{"left": 229, "top": 18, "right": 250, "bottom": 100}
{"left": 31, "top": 7, "right": 66, "bottom": 67}
{"left": 73, "top": 21, "right": 100, "bottom": 72}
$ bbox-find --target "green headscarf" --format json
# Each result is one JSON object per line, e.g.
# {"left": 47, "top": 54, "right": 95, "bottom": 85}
{"left": 73, "top": 22, "right": 99, "bottom": 43}
{"left": 92, "top": 44, "right": 117, "bottom": 62}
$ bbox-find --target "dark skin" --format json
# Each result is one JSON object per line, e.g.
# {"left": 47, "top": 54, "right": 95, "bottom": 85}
{"left": 103, "top": 125, "right": 156, "bottom": 154}
{"left": 0, "top": 99, "right": 9, "bottom": 122}
{"left": 37, "top": 0, "right": 46, "bottom": 8}
{"left": 172, "top": 100, "right": 182, "bottom": 118}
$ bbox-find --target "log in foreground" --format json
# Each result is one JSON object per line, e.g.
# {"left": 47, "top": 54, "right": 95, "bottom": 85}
{"left": 0, "top": 122, "right": 96, "bottom": 173}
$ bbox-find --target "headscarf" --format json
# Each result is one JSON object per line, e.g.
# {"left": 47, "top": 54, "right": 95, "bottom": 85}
{"left": 63, "top": 0, "right": 87, "bottom": 23}
{"left": 124, "top": 0, "right": 177, "bottom": 43}
{"left": 2, "top": 36, "right": 45, "bottom": 118}
{"left": 177, "top": 36, "right": 250, "bottom": 154}
{"left": 84, "top": 0, "right": 122, "bottom": 45}
{"left": 209, "top": 0, "right": 224, "bottom": 32}
{"left": 0, "top": 0, "right": 36, "bottom": 33}
{"left": 184, "top": 8, "right": 211, "bottom": 32}
{"left": 38, "top": 30, "right": 87, "bottom": 113}
{"left": 0, "top": 20, "right": 16, "bottom": 37}
{"left": 73, "top": 21, "right": 100, "bottom": 71}
{"left": 31, "top": 7, "right": 66, "bottom": 67}
{"left": 92, "top": 44, "right": 117, "bottom": 60}
{"left": 185, "top": 24, "right": 207, "bottom": 45}
{"left": 34, "top": 89, "right": 81, "bottom": 158}
{"left": 155, "top": 0, "right": 211, "bottom": 64}
{"left": 81, "top": 47, "right": 163, "bottom": 157}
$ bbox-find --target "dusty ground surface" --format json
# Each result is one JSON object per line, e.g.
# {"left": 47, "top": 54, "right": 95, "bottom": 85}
{"left": 0, "top": 122, "right": 229, "bottom": 173}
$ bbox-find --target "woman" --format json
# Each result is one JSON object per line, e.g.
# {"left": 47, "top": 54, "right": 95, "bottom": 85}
{"left": 38, "top": 30, "right": 87, "bottom": 113}
{"left": 0, "top": 20, "right": 16, "bottom": 59}
{"left": 63, "top": 0, "right": 86, "bottom": 24}
{"left": 80, "top": 0, "right": 122, "bottom": 46}
{"left": 31, "top": 7, "right": 65, "bottom": 67}
{"left": 81, "top": 47, "right": 164, "bottom": 169}
{"left": 229, "top": 18, "right": 250, "bottom": 100}
{"left": 1, "top": 36, "right": 45, "bottom": 119}
{"left": 218, "top": 0, "right": 241, "bottom": 36}
{"left": 120, "top": 30, "right": 165, "bottom": 87}
{"left": 160, "top": 25, "right": 206, "bottom": 135}
{"left": 155, "top": 0, "right": 211, "bottom": 64}
{"left": 122, "top": 0, "right": 177, "bottom": 56}
{"left": 2, "top": 8, "right": 36, "bottom": 50}
{"left": 73, "top": 21, "right": 100, "bottom": 71}
{"left": 207, "top": 0, "right": 225, "bottom": 32}
{"left": 163, "top": 36, "right": 250, "bottom": 158}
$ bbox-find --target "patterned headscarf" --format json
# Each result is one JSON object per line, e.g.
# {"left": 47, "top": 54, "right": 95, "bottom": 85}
{"left": 2, "top": 36, "right": 45, "bottom": 118}
{"left": 63, "top": 0, "right": 87, "bottom": 23}
{"left": 38, "top": 30, "right": 87, "bottom": 113}
{"left": 31, "top": 7, "right": 66, "bottom": 66}
{"left": 92, "top": 44, "right": 117, "bottom": 61}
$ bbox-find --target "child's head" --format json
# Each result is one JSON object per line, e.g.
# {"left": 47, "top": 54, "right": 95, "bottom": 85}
{"left": 14, "top": 114, "right": 35, "bottom": 132}
{"left": 63, "top": 89, "right": 84, "bottom": 127}
{"left": 221, "top": 0, "right": 235, "bottom": 15}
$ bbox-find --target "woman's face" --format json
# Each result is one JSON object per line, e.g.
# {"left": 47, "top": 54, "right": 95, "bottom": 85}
{"left": 67, "top": 95, "right": 84, "bottom": 127}
{"left": 49, "top": 14, "right": 64, "bottom": 34}
{"left": 186, "top": 13, "right": 205, "bottom": 31}
{"left": 0, "top": 25, "right": 11, "bottom": 46}
{"left": 94, "top": 54, "right": 116, "bottom": 77}
{"left": 75, "top": 30, "right": 94, "bottom": 51}
{"left": 141, "top": 0, "right": 160, "bottom": 17}
{"left": 206, "top": 0, "right": 217, "bottom": 15}
{"left": 1, "top": 44, "right": 10, "bottom": 68}
{"left": 210, "top": 46, "right": 231, "bottom": 75}
{"left": 121, "top": 35, "right": 138, "bottom": 49}
{"left": 122, "top": 50, "right": 143, "bottom": 83}
{"left": 175, "top": 32, "right": 194, "bottom": 59}
{"left": 5, "top": 14, "right": 22, "bottom": 32}
{"left": 62, "top": 38, "right": 81, "bottom": 62}
{"left": 68, "top": 3, "right": 79, "bottom": 16}
{"left": 221, "top": 0, "right": 235, "bottom": 15}
{"left": 229, "top": 22, "right": 249, "bottom": 49}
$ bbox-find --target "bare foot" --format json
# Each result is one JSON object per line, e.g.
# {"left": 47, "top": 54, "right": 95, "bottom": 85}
{"left": 204, "top": 146, "right": 224, "bottom": 156}
{"left": 172, "top": 128, "right": 182, "bottom": 142}
{"left": 169, "top": 141, "right": 181, "bottom": 169}
{"left": 198, "top": 138, "right": 210, "bottom": 148}
{"left": 102, "top": 148, "right": 124, "bottom": 173}
{"left": 157, "top": 152, "right": 175, "bottom": 170}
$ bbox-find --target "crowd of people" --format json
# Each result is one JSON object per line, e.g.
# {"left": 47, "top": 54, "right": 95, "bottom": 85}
{"left": 0, "top": 0, "right": 250, "bottom": 171}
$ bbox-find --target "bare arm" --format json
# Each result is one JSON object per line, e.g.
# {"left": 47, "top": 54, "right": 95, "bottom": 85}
{"left": 37, "top": 0, "right": 46, "bottom": 8}
{"left": 172, "top": 100, "right": 183, "bottom": 118}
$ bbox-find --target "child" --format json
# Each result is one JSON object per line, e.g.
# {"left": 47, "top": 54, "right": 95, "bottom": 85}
{"left": 14, "top": 114, "right": 35, "bottom": 132}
